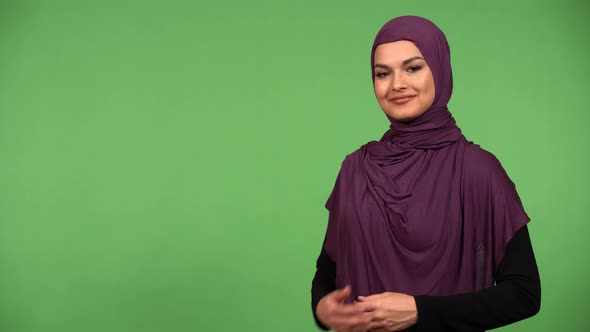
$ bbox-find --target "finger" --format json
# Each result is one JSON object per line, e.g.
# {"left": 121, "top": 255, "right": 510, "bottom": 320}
{"left": 331, "top": 312, "right": 371, "bottom": 331}
{"left": 351, "top": 301, "right": 377, "bottom": 312}
{"left": 368, "top": 328, "right": 388, "bottom": 332}
{"left": 367, "top": 320, "right": 387, "bottom": 331}
{"left": 331, "top": 303, "right": 369, "bottom": 317}
{"left": 357, "top": 292, "right": 390, "bottom": 302}
{"left": 345, "top": 312, "right": 373, "bottom": 331}
{"left": 368, "top": 309, "right": 388, "bottom": 323}
{"left": 333, "top": 285, "right": 352, "bottom": 302}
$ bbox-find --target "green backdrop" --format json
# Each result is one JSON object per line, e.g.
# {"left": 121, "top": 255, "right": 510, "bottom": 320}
{"left": 0, "top": 0, "right": 588, "bottom": 331}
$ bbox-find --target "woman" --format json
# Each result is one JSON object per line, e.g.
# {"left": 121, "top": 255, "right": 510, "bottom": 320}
{"left": 311, "top": 16, "right": 541, "bottom": 332}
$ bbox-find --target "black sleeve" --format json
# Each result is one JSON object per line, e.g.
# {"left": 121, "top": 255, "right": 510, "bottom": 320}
{"left": 310, "top": 226, "right": 541, "bottom": 332}
{"left": 311, "top": 236, "right": 336, "bottom": 330}
{"left": 414, "top": 225, "right": 541, "bottom": 331}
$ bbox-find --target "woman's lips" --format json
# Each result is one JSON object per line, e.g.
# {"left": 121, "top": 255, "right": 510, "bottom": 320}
{"left": 390, "top": 96, "right": 415, "bottom": 104}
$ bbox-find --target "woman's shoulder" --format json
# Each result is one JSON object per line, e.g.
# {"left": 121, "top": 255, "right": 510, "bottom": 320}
{"left": 463, "top": 141, "right": 501, "bottom": 168}
{"left": 330, "top": 141, "right": 378, "bottom": 179}
{"left": 339, "top": 141, "right": 374, "bottom": 164}
{"left": 461, "top": 140, "right": 512, "bottom": 185}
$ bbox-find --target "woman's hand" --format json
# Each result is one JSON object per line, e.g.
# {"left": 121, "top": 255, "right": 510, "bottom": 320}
{"left": 356, "top": 292, "right": 418, "bottom": 332}
{"left": 316, "top": 285, "right": 372, "bottom": 332}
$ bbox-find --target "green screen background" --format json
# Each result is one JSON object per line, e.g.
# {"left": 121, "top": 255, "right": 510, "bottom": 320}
{"left": 0, "top": 0, "right": 588, "bottom": 331}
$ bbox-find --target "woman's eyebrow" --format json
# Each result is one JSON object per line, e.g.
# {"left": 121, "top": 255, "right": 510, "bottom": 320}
{"left": 402, "top": 56, "right": 424, "bottom": 65}
{"left": 374, "top": 56, "right": 425, "bottom": 69}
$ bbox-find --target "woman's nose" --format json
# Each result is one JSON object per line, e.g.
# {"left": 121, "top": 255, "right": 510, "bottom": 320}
{"left": 392, "top": 72, "right": 407, "bottom": 91}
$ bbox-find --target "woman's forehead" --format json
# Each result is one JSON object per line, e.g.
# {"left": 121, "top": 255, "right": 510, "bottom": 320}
{"left": 373, "top": 41, "right": 426, "bottom": 64}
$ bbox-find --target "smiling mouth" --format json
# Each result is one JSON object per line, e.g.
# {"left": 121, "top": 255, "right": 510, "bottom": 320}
{"left": 390, "top": 96, "right": 415, "bottom": 104}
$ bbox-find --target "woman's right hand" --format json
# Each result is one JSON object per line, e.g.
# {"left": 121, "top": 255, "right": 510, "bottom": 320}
{"left": 316, "top": 285, "right": 372, "bottom": 332}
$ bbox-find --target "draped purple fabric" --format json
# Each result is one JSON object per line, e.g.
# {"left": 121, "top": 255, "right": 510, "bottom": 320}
{"left": 323, "top": 16, "right": 530, "bottom": 302}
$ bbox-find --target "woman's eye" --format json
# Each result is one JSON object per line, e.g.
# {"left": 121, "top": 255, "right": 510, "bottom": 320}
{"left": 376, "top": 72, "right": 390, "bottom": 78}
{"left": 407, "top": 66, "right": 422, "bottom": 73}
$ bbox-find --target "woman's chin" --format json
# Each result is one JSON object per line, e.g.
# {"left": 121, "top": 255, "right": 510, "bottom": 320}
{"left": 385, "top": 112, "right": 419, "bottom": 123}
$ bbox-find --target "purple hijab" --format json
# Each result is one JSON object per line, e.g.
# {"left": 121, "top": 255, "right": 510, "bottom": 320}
{"left": 324, "top": 16, "right": 530, "bottom": 301}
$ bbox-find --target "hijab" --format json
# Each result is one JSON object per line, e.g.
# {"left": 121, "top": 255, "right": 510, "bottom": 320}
{"left": 323, "top": 16, "right": 530, "bottom": 301}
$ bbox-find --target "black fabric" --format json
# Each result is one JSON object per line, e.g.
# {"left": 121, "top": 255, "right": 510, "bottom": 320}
{"left": 311, "top": 234, "right": 336, "bottom": 330}
{"left": 311, "top": 225, "right": 540, "bottom": 331}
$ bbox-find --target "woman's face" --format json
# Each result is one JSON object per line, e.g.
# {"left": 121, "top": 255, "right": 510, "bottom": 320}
{"left": 373, "top": 40, "right": 435, "bottom": 122}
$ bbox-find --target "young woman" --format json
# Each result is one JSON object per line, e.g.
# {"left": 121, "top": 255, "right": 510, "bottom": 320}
{"left": 311, "top": 16, "right": 541, "bottom": 332}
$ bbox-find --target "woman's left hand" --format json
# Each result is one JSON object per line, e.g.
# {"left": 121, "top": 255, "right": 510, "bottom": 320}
{"left": 355, "top": 292, "right": 418, "bottom": 332}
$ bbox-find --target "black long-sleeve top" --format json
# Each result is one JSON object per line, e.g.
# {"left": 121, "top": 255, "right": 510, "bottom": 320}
{"left": 311, "top": 225, "right": 541, "bottom": 331}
